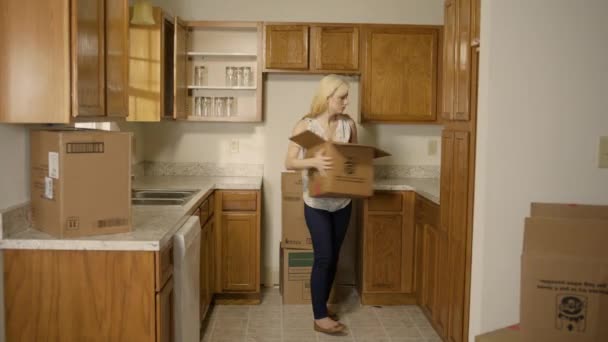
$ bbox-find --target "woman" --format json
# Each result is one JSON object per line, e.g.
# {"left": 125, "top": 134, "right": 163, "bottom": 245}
{"left": 284, "top": 75, "right": 357, "bottom": 335}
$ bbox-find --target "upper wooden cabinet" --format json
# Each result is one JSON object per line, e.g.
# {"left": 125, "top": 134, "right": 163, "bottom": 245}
{"left": 360, "top": 25, "right": 441, "bottom": 123}
{"left": 127, "top": 8, "right": 176, "bottom": 122}
{"left": 264, "top": 23, "right": 360, "bottom": 73}
{"left": 311, "top": 25, "right": 359, "bottom": 71}
{"left": 265, "top": 25, "right": 309, "bottom": 70}
{"left": 0, "top": 0, "right": 129, "bottom": 123}
{"left": 441, "top": 0, "right": 480, "bottom": 122}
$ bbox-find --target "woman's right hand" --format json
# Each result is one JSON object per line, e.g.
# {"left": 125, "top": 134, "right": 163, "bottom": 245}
{"left": 312, "top": 149, "right": 332, "bottom": 176}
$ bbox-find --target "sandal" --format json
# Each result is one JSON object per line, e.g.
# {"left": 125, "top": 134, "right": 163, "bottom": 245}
{"left": 314, "top": 321, "right": 348, "bottom": 336}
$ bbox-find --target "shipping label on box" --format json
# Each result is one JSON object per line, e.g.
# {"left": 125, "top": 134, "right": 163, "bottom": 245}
{"left": 521, "top": 213, "right": 608, "bottom": 342}
{"left": 289, "top": 130, "right": 389, "bottom": 198}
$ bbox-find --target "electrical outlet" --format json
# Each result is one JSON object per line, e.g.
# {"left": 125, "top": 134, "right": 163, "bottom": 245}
{"left": 427, "top": 139, "right": 438, "bottom": 156}
{"left": 599, "top": 136, "right": 608, "bottom": 168}
{"left": 230, "top": 139, "right": 239, "bottom": 153}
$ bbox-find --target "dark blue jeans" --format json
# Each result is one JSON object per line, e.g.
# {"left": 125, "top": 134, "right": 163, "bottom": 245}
{"left": 304, "top": 202, "right": 352, "bottom": 319}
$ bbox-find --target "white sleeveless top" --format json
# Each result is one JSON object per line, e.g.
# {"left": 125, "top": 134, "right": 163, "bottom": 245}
{"left": 301, "top": 116, "right": 352, "bottom": 212}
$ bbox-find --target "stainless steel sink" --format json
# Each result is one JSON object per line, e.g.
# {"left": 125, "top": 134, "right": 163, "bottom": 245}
{"left": 131, "top": 189, "right": 199, "bottom": 206}
{"left": 132, "top": 198, "right": 187, "bottom": 206}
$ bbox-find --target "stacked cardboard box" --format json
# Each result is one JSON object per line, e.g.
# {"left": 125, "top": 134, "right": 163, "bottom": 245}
{"left": 30, "top": 130, "right": 132, "bottom": 238}
{"left": 281, "top": 172, "right": 311, "bottom": 249}
{"left": 281, "top": 172, "right": 358, "bottom": 304}
{"left": 520, "top": 203, "right": 608, "bottom": 342}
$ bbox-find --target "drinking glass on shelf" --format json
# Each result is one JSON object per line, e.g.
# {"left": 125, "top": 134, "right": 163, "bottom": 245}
{"left": 214, "top": 97, "right": 225, "bottom": 117}
{"left": 194, "top": 97, "right": 202, "bottom": 116}
{"left": 195, "top": 66, "right": 206, "bottom": 86}
{"left": 226, "top": 97, "right": 236, "bottom": 117}
{"left": 225, "top": 67, "right": 235, "bottom": 88}
{"left": 242, "top": 67, "right": 252, "bottom": 87}
{"left": 202, "top": 97, "right": 212, "bottom": 117}
{"left": 236, "top": 67, "right": 244, "bottom": 87}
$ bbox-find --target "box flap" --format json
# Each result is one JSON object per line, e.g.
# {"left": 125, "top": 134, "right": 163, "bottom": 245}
{"left": 524, "top": 217, "right": 608, "bottom": 258}
{"left": 289, "top": 130, "right": 325, "bottom": 149}
{"left": 531, "top": 202, "right": 608, "bottom": 220}
{"left": 332, "top": 142, "right": 391, "bottom": 159}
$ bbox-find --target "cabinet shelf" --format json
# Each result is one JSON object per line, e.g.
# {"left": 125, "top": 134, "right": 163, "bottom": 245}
{"left": 187, "top": 85, "right": 257, "bottom": 90}
{"left": 185, "top": 115, "right": 259, "bottom": 122}
{"left": 187, "top": 52, "right": 257, "bottom": 58}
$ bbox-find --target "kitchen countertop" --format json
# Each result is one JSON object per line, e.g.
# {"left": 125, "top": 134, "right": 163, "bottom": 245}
{"left": 0, "top": 176, "right": 438, "bottom": 252}
{"left": 374, "top": 177, "right": 440, "bottom": 204}
{"left": 0, "top": 176, "right": 262, "bottom": 252}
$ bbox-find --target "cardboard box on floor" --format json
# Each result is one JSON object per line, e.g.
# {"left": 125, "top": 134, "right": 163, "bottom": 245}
{"left": 279, "top": 243, "right": 350, "bottom": 305}
{"left": 31, "top": 130, "right": 132, "bottom": 238}
{"left": 521, "top": 203, "right": 608, "bottom": 342}
{"left": 281, "top": 172, "right": 312, "bottom": 249}
{"left": 475, "top": 325, "right": 521, "bottom": 342}
{"left": 289, "top": 130, "right": 390, "bottom": 198}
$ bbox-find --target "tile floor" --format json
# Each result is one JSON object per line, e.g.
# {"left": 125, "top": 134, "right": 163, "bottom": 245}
{"left": 201, "top": 287, "right": 442, "bottom": 342}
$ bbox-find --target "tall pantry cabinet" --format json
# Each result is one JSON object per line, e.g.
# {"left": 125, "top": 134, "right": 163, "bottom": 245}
{"left": 0, "top": 0, "right": 129, "bottom": 123}
{"left": 427, "top": 0, "right": 481, "bottom": 341}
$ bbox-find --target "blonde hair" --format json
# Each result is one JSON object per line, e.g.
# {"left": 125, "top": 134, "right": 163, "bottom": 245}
{"left": 305, "top": 74, "right": 349, "bottom": 119}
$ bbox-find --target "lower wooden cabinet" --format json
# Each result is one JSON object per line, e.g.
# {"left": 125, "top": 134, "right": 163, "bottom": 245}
{"left": 213, "top": 190, "right": 262, "bottom": 303}
{"left": 156, "top": 278, "right": 175, "bottom": 342}
{"left": 3, "top": 247, "right": 173, "bottom": 342}
{"left": 358, "top": 191, "right": 417, "bottom": 305}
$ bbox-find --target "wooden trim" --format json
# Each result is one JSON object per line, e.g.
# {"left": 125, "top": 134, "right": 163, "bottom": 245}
{"left": 186, "top": 21, "right": 259, "bottom": 28}
{"left": 155, "top": 241, "right": 174, "bottom": 292}
{"left": 262, "top": 69, "right": 360, "bottom": 75}
{"left": 256, "top": 22, "right": 264, "bottom": 121}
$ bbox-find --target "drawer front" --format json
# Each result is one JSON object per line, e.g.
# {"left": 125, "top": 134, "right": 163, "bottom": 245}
{"left": 222, "top": 191, "right": 257, "bottom": 211}
{"left": 155, "top": 241, "right": 174, "bottom": 292}
{"left": 200, "top": 198, "right": 210, "bottom": 225}
{"left": 368, "top": 192, "right": 403, "bottom": 212}
{"left": 415, "top": 195, "right": 440, "bottom": 226}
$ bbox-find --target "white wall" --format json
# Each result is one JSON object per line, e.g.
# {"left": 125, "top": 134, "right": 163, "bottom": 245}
{"left": 142, "top": 0, "right": 445, "bottom": 285}
{"left": 470, "top": 0, "right": 608, "bottom": 339}
{"left": 0, "top": 125, "right": 28, "bottom": 209}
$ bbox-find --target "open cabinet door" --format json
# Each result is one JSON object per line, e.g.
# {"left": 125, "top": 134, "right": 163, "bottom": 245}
{"left": 173, "top": 16, "right": 188, "bottom": 119}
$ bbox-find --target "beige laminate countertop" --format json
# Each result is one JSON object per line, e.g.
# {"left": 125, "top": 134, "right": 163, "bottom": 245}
{"left": 0, "top": 176, "right": 262, "bottom": 252}
{"left": 374, "top": 177, "right": 440, "bottom": 204}
{"left": 0, "top": 176, "right": 438, "bottom": 252}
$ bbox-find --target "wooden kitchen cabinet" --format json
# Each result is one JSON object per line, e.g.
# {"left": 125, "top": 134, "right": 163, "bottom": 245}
{"left": 360, "top": 25, "right": 441, "bottom": 123}
{"left": 0, "top": 0, "right": 128, "bottom": 123}
{"left": 213, "top": 190, "right": 261, "bottom": 304}
{"left": 199, "top": 194, "right": 214, "bottom": 320}
{"left": 311, "top": 25, "right": 359, "bottom": 71}
{"left": 265, "top": 24, "right": 309, "bottom": 70}
{"left": 441, "top": 0, "right": 480, "bottom": 122}
{"left": 264, "top": 23, "right": 360, "bottom": 73}
{"left": 156, "top": 278, "right": 175, "bottom": 342}
{"left": 127, "top": 7, "right": 175, "bottom": 122}
{"left": 4, "top": 245, "right": 174, "bottom": 342}
{"left": 221, "top": 212, "right": 258, "bottom": 291}
{"left": 358, "top": 191, "right": 417, "bottom": 305}
{"left": 184, "top": 21, "right": 264, "bottom": 122}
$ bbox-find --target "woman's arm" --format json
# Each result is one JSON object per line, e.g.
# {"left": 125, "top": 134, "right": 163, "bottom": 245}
{"left": 284, "top": 120, "right": 332, "bottom": 174}
{"left": 348, "top": 118, "right": 358, "bottom": 144}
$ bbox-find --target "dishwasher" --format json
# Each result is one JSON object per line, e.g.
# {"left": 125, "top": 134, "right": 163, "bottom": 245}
{"left": 173, "top": 216, "right": 201, "bottom": 342}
